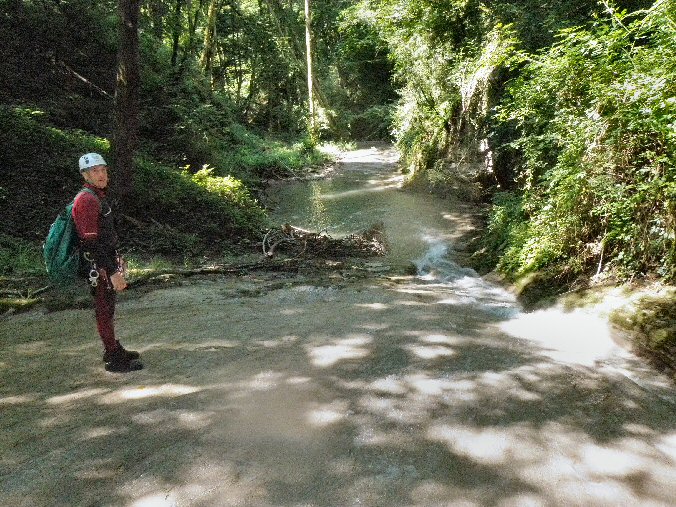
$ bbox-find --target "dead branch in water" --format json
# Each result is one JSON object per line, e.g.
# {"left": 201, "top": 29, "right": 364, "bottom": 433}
{"left": 262, "top": 222, "right": 387, "bottom": 259}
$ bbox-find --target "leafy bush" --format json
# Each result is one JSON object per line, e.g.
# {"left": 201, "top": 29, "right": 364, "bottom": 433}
{"left": 348, "top": 104, "right": 394, "bottom": 141}
{"left": 491, "top": 2, "right": 676, "bottom": 281}
{"left": 211, "top": 126, "right": 326, "bottom": 181}
{"left": 0, "top": 234, "right": 43, "bottom": 276}
{"left": 124, "top": 159, "right": 268, "bottom": 256}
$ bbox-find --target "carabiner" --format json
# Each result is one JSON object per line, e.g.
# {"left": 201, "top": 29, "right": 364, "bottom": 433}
{"left": 88, "top": 269, "right": 100, "bottom": 287}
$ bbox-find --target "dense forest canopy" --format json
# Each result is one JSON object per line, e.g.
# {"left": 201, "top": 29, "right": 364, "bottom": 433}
{"left": 0, "top": 0, "right": 674, "bottom": 286}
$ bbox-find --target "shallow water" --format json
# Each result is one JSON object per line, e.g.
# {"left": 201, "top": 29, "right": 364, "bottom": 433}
{"left": 269, "top": 144, "right": 519, "bottom": 319}
{"left": 269, "top": 145, "right": 473, "bottom": 264}
{"left": 2, "top": 144, "right": 675, "bottom": 507}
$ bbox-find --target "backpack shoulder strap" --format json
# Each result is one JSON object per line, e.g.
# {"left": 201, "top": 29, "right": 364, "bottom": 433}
{"left": 76, "top": 187, "right": 100, "bottom": 202}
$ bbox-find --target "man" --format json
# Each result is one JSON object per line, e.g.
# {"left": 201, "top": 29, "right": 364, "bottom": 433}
{"left": 72, "top": 153, "right": 143, "bottom": 373}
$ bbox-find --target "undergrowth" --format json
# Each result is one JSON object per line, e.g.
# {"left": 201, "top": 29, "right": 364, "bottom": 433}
{"left": 0, "top": 104, "right": 327, "bottom": 274}
{"left": 489, "top": 3, "right": 675, "bottom": 283}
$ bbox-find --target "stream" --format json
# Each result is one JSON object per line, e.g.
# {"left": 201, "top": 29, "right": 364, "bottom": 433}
{"left": 269, "top": 145, "right": 518, "bottom": 318}
{"left": 1, "top": 144, "right": 675, "bottom": 506}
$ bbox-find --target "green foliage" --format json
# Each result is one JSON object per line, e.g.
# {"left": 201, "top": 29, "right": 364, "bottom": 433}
{"left": 4, "top": 0, "right": 672, "bottom": 290}
{"left": 358, "top": 0, "right": 520, "bottom": 177}
{"left": 125, "top": 158, "right": 268, "bottom": 256}
{"left": 0, "top": 234, "right": 43, "bottom": 277}
{"left": 363, "top": 0, "right": 673, "bottom": 284}
{"left": 0, "top": 0, "right": 117, "bottom": 133}
{"left": 208, "top": 124, "right": 328, "bottom": 181}
{"left": 492, "top": 1, "right": 676, "bottom": 281}
{"left": 610, "top": 288, "right": 676, "bottom": 365}
{"left": 0, "top": 0, "right": 369, "bottom": 278}
{"left": 0, "top": 105, "right": 270, "bottom": 264}
{"left": 334, "top": 5, "right": 397, "bottom": 112}
{"left": 346, "top": 105, "right": 394, "bottom": 141}
{"left": 0, "top": 105, "right": 110, "bottom": 241}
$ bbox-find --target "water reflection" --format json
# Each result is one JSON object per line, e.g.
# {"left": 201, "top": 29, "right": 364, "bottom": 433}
{"left": 269, "top": 147, "right": 469, "bottom": 265}
{"left": 309, "top": 181, "right": 330, "bottom": 231}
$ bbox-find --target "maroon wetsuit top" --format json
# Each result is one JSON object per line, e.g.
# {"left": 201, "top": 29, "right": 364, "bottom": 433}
{"left": 72, "top": 183, "right": 119, "bottom": 273}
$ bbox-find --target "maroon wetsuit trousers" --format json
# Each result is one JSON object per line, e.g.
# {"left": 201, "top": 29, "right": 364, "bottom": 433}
{"left": 93, "top": 276, "right": 117, "bottom": 352}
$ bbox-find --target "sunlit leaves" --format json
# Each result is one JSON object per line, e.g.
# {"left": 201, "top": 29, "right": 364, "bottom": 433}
{"left": 493, "top": 0, "right": 676, "bottom": 280}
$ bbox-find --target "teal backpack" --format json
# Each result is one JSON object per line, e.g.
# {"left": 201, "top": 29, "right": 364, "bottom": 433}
{"left": 43, "top": 188, "right": 99, "bottom": 286}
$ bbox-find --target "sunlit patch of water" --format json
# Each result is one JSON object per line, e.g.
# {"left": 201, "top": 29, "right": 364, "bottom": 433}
{"left": 307, "top": 335, "right": 372, "bottom": 367}
{"left": 412, "top": 240, "right": 650, "bottom": 369}
{"left": 499, "top": 308, "right": 621, "bottom": 366}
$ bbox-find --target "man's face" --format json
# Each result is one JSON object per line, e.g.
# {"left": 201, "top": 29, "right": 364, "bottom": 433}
{"left": 83, "top": 164, "right": 109, "bottom": 189}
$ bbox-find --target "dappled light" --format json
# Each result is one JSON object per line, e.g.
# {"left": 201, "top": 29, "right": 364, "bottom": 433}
{"left": 47, "top": 388, "right": 108, "bottom": 405}
{"left": 429, "top": 421, "right": 675, "bottom": 505}
{"left": 2, "top": 145, "right": 674, "bottom": 506}
{"left": 0, "top": 394, "right": 36, "bottom": 405}
{"left": 81, "top": 426, "right": 122, "bottom": 440}
{"left": 307, "top": 400, "right": 350, "bottom": 427}
{"left": 406, "top": 343, "right": 456, "bottom": 360}
{"left": 355, "top": 302, "right": 389, "bottom": 310}
{"left": 319, "top": 180, "right": 403, "bottom": 200}
{"left": 132, "top": 408, "right": 212, "bottom": 430}
{"left": 1, "top": 0, "right": 674, "bottom": 499}
{"left": 100, "top": 384, "right": 202, "bottom": 403}
{"left": 129, "top": 494, "right": 178, "bottom": 507}
{"left": 236, "top": 370, "right": 286, "bottom": 392}
{"left": 2, "top": 267, "right": 675, "bottom": 506}
{"left": 307, "top": 335, "right": 372, "bottom": 367}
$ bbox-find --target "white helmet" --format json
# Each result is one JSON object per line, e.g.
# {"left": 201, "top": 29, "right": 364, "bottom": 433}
{"left": 78, "top": 153, "right": 107, "bottom": 172}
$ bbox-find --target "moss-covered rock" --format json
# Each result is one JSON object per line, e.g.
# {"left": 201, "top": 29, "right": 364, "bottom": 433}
{"left": 609, "top": 288, "right": 676, "bottom": 374}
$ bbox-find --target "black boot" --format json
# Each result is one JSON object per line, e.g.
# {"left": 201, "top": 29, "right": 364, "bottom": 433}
{"left": 115, "top": 340, "right": 140, "bottom": 360}
{"left": 103, "top": 341, "right": 140, "bottom": 362}
{"left": 104, "top": 347, "right": 143, "bottom": 373}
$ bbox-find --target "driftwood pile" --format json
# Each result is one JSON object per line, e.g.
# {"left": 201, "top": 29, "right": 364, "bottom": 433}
{"left": 263, "top": 223, "right": 387, "bottom": 259}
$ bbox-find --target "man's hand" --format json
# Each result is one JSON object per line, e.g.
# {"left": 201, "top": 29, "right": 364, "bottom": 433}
{"left": 110, "top": 271, "right": 128, "bottom": 292}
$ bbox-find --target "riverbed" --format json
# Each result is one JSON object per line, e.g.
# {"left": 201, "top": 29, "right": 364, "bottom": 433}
{"left": 1, "top": 144, "right": 675, "bottom": 507}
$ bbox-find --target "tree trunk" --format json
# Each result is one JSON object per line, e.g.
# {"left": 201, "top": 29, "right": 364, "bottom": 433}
{"left": 264, "top": 0, "right": 333, "bottom": 132}
{"left": 114, "top": 0, "right": 141, "bottom": 198}
{"left": 147, "top": 0, "right": 167, "bottom": 39}
{"left": 200, "top": 0, "right": 220, "bottom": 86}
{"left": 177, "top": 0, "right": 207, "bottom": 76}
{"left": 170, "top": 0, "right": 184, "bottom": 67}
{"left": 304, "top": 0, "right": 317, "bottom": 138}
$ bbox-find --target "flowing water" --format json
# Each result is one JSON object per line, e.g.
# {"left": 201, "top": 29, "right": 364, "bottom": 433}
{"left": 1, "top": 144, "right": 675, "bottom": 506}
{"left": 264, "top": 144, "right": 676, "bottom": 505}
{"left": 269, "top": 145, "right": 477, "bottom": 264}
{"left": 269, "top": 144, "right": 520, "bottom": 319}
